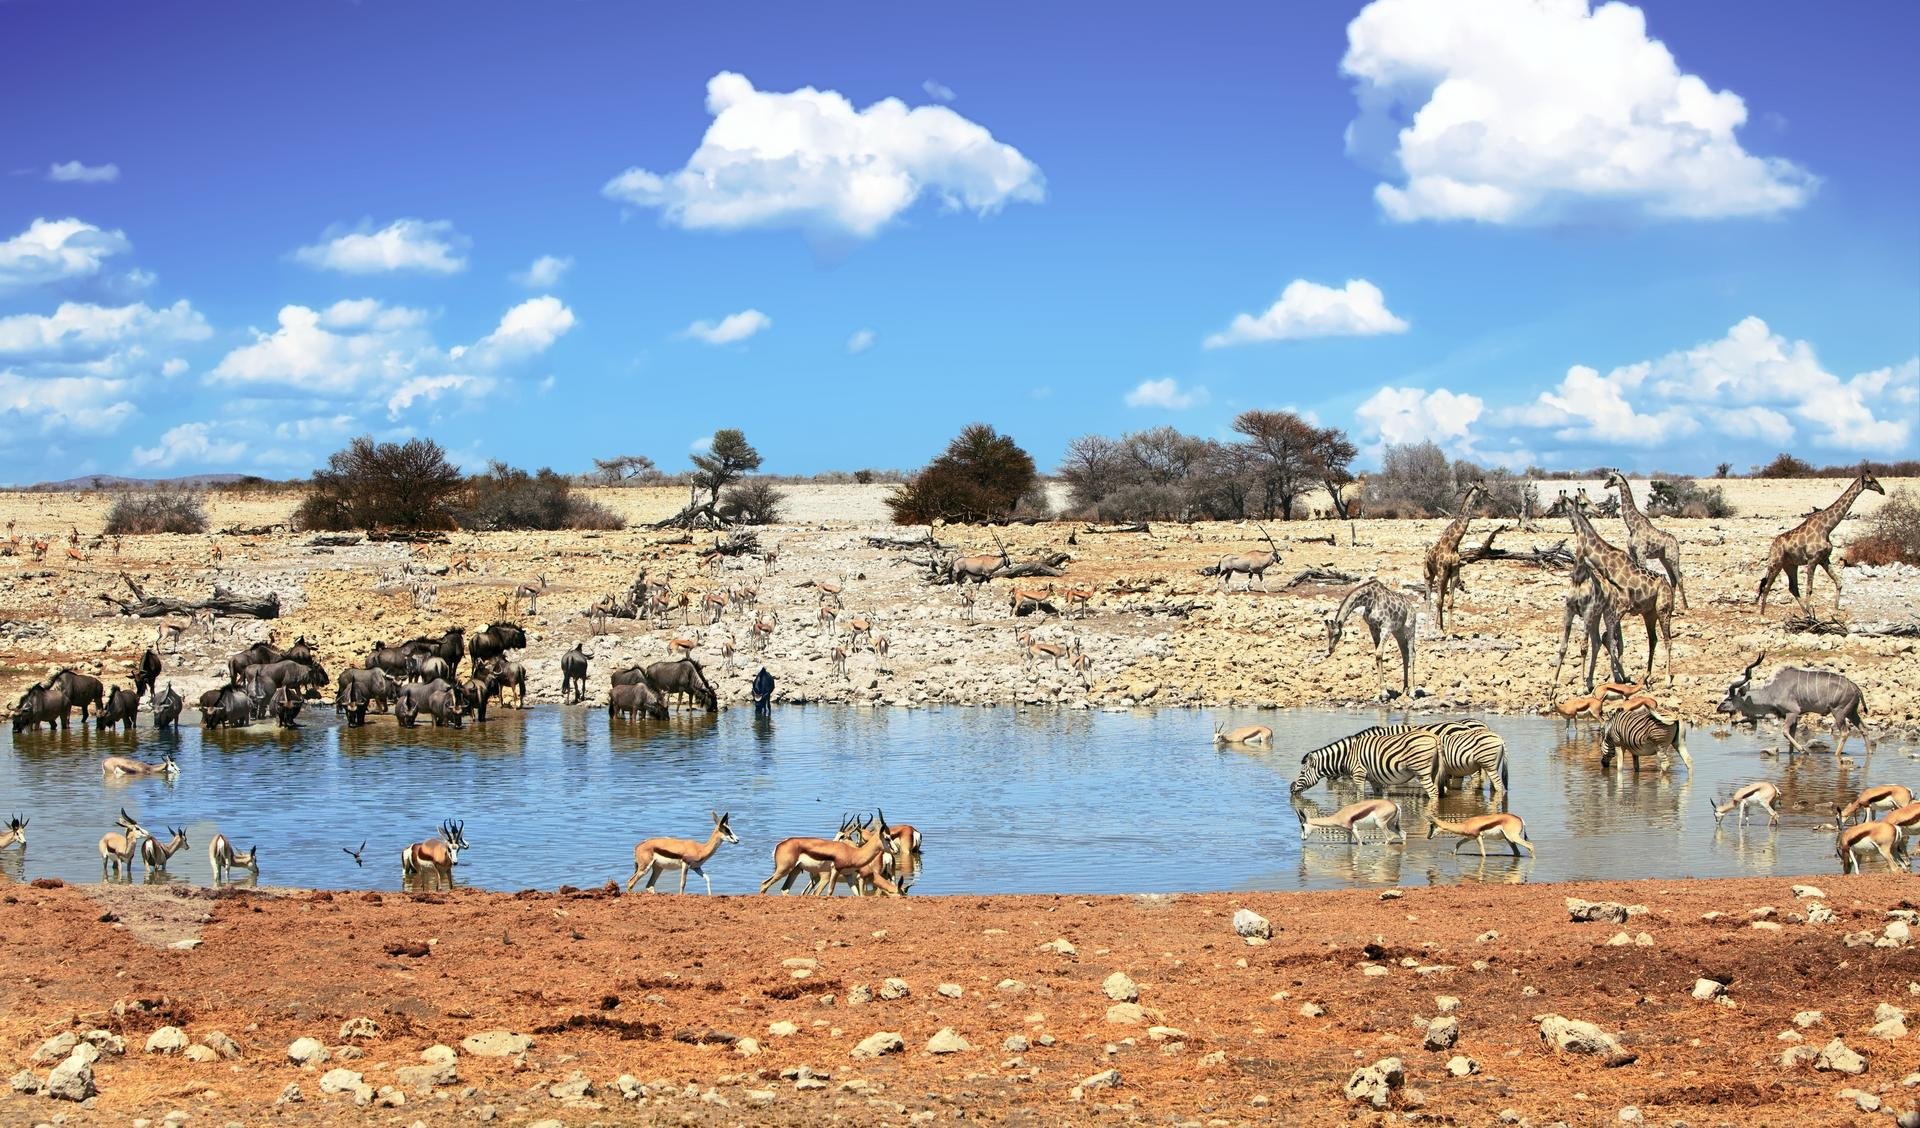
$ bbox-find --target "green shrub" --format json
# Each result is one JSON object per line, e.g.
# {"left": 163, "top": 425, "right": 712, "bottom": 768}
{"left": 104, "top": 490, "right": 209, "bottom": 535}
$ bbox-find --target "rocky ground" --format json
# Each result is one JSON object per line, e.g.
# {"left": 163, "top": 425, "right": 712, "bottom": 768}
{"left": 1, "top": 875, "right": 1916, "bottom": 1126}
{"left": 0, "top": 480, "right": 1915, "bottom": 733}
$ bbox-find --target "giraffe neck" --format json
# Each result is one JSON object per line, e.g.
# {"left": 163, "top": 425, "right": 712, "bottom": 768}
{"left": 1810, "top": 477, "right": 1867, "bottom": 536}
{"left": 1615, "top": 479, "right": 1648, "bottom": 526}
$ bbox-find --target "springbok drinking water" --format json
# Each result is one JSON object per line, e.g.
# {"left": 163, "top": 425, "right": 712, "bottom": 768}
{"left": 208, "top": 832, "right": 259, "bottom": 881}
{"left": 1212, "top": 723, "right": 1273, "bottom": 747}
{"left": 101, "top": 753, "right": 178, "bottom": 778}
{"left": 99, "top": 808, "right": 150, "bottom": 877}
{"left": 0, "top": 814, "right": 26, "bottom": 851}
{"left": 139, "top": 826, "right": 189, "bottom": 873}
{"left": 1296, "top": 798, "right": 1405, "bottom": 844}
{"left": 1834, "top": 784, "right": 1914, "bottom": 826}
{"left": 1709, "top": 782, "right": 1780, "bottom": 826}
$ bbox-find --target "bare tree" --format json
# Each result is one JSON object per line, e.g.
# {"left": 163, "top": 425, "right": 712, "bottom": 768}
{"left": 593, "top": 454, "right": 658, "bottom": 485}
{"left": 1232, "top": 409, "right": 1346, "bottom": 520}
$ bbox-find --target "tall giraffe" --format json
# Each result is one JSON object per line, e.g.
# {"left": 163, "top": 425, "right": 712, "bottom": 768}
{"left": 1757, "top": 470, "right": 1885, "bottom": 613}
{"left": 1603, "top": 469, "right": 1688, "bottom": 609}
{"left": 1563, "top": 492, "right": 1675, "bottom": 686}
{"left": 1423, "top": 483, "right": 1485, "bottom": 632}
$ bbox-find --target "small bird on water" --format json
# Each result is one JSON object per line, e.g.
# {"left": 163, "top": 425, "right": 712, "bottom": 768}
{"left": 343, "top": 841, "right": 366, "bottom": 867}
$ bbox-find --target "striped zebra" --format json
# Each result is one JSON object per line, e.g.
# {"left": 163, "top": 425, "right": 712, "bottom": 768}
{"left": 1425, "top": 719, "right": 1509, "bottom": 798}
{"left": 1601, "top": 707, "right": 1692, "bottom": 773}
{"left": 1290, "top": 726, "right": 1444, "bottom": 803}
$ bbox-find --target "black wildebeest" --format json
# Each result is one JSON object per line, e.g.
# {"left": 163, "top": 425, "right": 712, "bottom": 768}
{"left": 51, "top": 668, "right": 104, "bottom": 724}
{"left": 410, "top": 654, "right": 454, "bottom": 684}
{"left": 468, "top": 621, "right": 527, "bottom": 665}
{"left": 336, "top": 668, "right": 395, "bottom": 714}
{"left": 199, "top": 684, "right": 253, "bottom": 729}
{"left": 365, "top": 642, "right": 412, "bottom": 677}
{"left": 609, "top": 681, "right": 668, "bottom": 721}
{"left": 643, "top": 657, "right": 718, "bottom": 712}
{"left": 227, "top": 641, "right": 285, "bottom": 684}
{"left": 401, "top": 628, "right": 464, "bottom": 676}
{"left": 152, "top": 683, "right": 183, "bottom": 731}
{"left": 286, "top": 635, "right": 314, "bottom": 666}
{"left": 12, "top": 682, "right": 69, "bottom": 732}
{"left": 560, "top": 643, "right": 590, "bottom": 704}
{"left": 396, "top": 680, "right": 465, "bottom": 728}
{"left": 97, "top": 685, "right": 139, "bottom": 732}
{"left": 133, "top": 648, "right": 162, "bottom": 698}
{"left": 270, "top": 686, "right": 303, "bottom": 728}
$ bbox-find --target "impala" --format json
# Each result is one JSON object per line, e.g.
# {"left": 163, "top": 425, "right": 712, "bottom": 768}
{"left": 0, "top": 814, "right": 27, "bottom": 851}
{"left": 102, "top": 753, "right": 179, "bottom": 778}
{"left": 1295, "top": 798, "right": 1404, "bottom": 844}
{"left": 99, "top": 808, "right": 151, "bottom": 877}
{"left": 1837, "top": 818, "right": 1906, "bottom": 873}
{"left": 1212, "top": 723, "right": 1273, "bottom": 747}
{"left": 402, "top": 820, "right": 467, "bottom": 891}
{"left": 1709, "top": 781, "right": 1780, "bottom": 826}
{"left": 139, "top": 825, "right": 190, "bottom": 873}
{"left": 1834, "top": 784, "right": 1914, "bottom": 825}
{"left": 1426, "top": 812, "right": 1535, "bottom": 858}
{"left": 628, "top": 812, "right": 739, "bottom": 895}
{"left": 208, "top": 832, "right": 259, "bottom": 881}
{"left": 760, "top": 812, "right": 895, "bottom": 897}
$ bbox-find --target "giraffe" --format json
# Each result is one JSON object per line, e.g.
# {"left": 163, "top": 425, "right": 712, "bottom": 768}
{"left": 1603, "top": 469, "right": 1688, "bottom": 609}
{"left": 1756, "top": 470, "right": 1885, "bottom": 613}
{"left": 1422, "top": 483, "right": 1486, "bottom": 632}
{"left": 1563, "top": 492, "right": 1675, "bottom": 686}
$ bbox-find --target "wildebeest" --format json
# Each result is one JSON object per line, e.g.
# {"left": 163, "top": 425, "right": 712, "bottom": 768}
{"left": 336, "top": 667, "right": 395, "bottom": 714}
{"left": 51, "top": 669, "right": 104, "bottom": 723}
{"left": 402, "top": 627, "right": 464, "bottom": 675}
{"left": 285, "top": 635, "right": 314, "bottom": 666}
{"left": 270, "top": 686, "right": 303, "bottom": 728}
{"left": 11, "top": 682, "right": 70, "bottom": 732}
{"left": 1716, "top": 651, "right": 1871, "bottom": 756}
{"left": 227, "top": 641, "right": 286, "bottom": 684}
{"left": 468, "top": 621, "right": 528, "bottom": 665}
{"left": 342, "top": 681, "right": 371, "bottom": 727}
{"left": 365, "top": 642, "right": 412, "bottom": 677}
{"left": 152, "top": 683, "right": 183, "bottom": 731}
{"left": 410, "top": 654, "right": 454, "bottom": 684}
{"left": 247, "top": 659, "right": 329, "bottom": 698}
{"left": 396, "top": 680, "right": 465, "bottom": 728}
{"left": 609, "top": 681, "right": 669, "bottom": 720}
{"left": 133, "top": 648, "right": 162, "bottom": 698}
{"left": 489, "top": 658, "right": 527, "bottom": 708}
{"left": 199, "top": 684, "right": 253, "bottom": 729}
{"left": 643, "top": 658, "right": 718, "bottom": 712}
{"left": 561, "top": 644, "right": 590, "bottom": 704}
{"left": 97, "top": 685, "right": 140, "bottom": 732}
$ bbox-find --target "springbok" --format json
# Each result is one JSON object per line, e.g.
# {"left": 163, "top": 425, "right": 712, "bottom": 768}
{"left": 1214, "top": 523, "right": 1282, "bottom": 592}
{"left": 830, "top": 643, "right": 849, "bottom": 679}
{"left": 668, "top": 631, "right": 701, "bottom": 658}
{"left": 1061, "top": 584, "right": 1094, "bottom": 619}
{"left": 1212, "top": 723, "right": 1273, "bottom": 747}
{"left": 515, "top": 573, "right": 548, "bottom": 614}
{"left": 1, "top": 814, "right": 28, "bottom": 851}
{"left": 156, "top": 617, "right": 193, "bottom": 653}
{"left": 1834, "top": 784, "right": 1914, "bottom": 825}
{"left": 719, "top": 635, "right": 738, "bottom": 671}
{"left": 1550, "top": 691, "right": 1607, "bottom": 729}
{"left": 1007, "top": 582, "right": 1054, "bottom": 615}
{"left": 844, "top": 615, "right": 874, "bottom": 650}
{"left": 139, "top": 826, "right": 189, "bottom": 873}
{"left": 815, "top": 576, "right": 846, "bottom": 606}
{"left": 760, "top": 812, "right": 896, "bottom": 897}
{"left": 1878, "top": 802, "right": 1920, "bottom": 859}
{"left": 1067, "top": 646, "right": 1090, "bottom": 685}
{"left": 1837, "top": 818, "right": 1906, "bottom": 873}
{"left": 627, "top": 811, "right": 738, "bottom": 895}
{"left": 702, "top": 591, "right": 729, "bottom": 625}
{"left": 1295, "top": 798, "right": 1404, "bottom": 844}
{"left": 750, "top": 610, "right": 777, "bottom": 652}
{"left": 958, "top": 586, "right": 978, "bottom": 622}
{"left": 402, "top": 820, "right": 466, "bottom": 890}
{"left": 102, "top": 753, "right": 178, "bottom": 778}
{"left": 1021, "top": 634, "right": 1070, "bottom": 670}
{"left": 817, "top": 602, "right": 839, "bottom": 634}
{"left": 1710, "top": 782, "right": 1780, "bottom": 826}
{"left": 762, "top": 543, "right": 780, "bottom": 574}
{"left": 872, "top": 631, "right": 891, "bottom": 661}
{"left": 99, "top": 808, "right": 151, "bottom": 877}
{"left": 208, "top": 832, "right": 259, "bottom": 881}
{"left": 1426, "top": 812, "right": 1535, "bottom": 858}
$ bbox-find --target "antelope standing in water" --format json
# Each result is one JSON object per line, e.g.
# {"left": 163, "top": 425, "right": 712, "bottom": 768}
{"left": 1834, "top": 784, "right": 1913, "bottom": 825}
{"left": 139, "top": 826, "right": 189, "bottom": 874}
{"left": 627, "top": 811, "right": 738, "bottom": 895}
{"left": 208, "top": 832, "right": 259, "bottom": 881}
{"left": 99, "top": 809, "right": 151, "bottom": 877}
{"left": 1296, "top": 798, "right": 1405, "bottom": 844}
{"left": 760, "top": 812, "right": 897, "bottom": 896}
{"left": 1212, "top": 723, "right": 1273, "bottom": 747}
{"left": 0, "top": 814, "right": 27, "bottom": 851}
{"left": 1426, "top": 812, "right": 1535, "bottom": 858}
{"left": 1836, "top": 818, "right": 1906, "bottom": 873}
{"left": 402, "top": 820, "right": 466, "bottom": 890}
{"left": 1710, "top": 782, "right": 1780, "bottom": 826}
{"left": 102, "top": 753, "right": 179, "bottom": 778}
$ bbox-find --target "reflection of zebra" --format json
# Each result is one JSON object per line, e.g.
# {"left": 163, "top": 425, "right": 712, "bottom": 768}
{"left": 1601, "top": 707, "right": 1691, "bottom": 773}
{"left": 1426, "top": 719, "right": 1509, "bottom": 797}
{"left": 1290, "top": 726, "right": 1443, "bottom": 803}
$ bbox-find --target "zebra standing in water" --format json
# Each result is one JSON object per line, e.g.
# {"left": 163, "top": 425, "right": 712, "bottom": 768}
{"left": 1601, "top": 707, "right": 1691, "bottom": 773}
{"left": 1324, "top": 579, "right": 1423, "bottom": 697}
{"left": 1290, "top": 726, "right": 1445, "bottom": 804}
{"left": 1425, "top": 719, "right": 1509, "bottom": 798}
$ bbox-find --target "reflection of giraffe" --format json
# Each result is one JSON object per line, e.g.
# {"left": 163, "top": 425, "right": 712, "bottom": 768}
{"left": 1757, "top": 470, "right": 1885, "bottom": 613}
{"left": 1422, "top": 484, "right": 1485, "bottom": 631}
{"left": 1604, "top": 470, "right": 1688, "bottom": 609}
{"left": 1564, "top": 493, "right": 1674, "bottom": 686}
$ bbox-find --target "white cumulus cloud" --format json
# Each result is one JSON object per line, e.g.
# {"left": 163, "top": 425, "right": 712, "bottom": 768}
{"left": 1499, "top": 363, "right": 1699, "bottom": 445}
{"left": 48, "top": 161, "right": 119, "bottom": 184}
{"left": 1205, "top": 279, "right": 1409, "bottom": 347}
{"left": 0, "top": 218, "right": 132, "bottom": 293}
{"left": 603, "top": 72, "right": 1043, "bottom": 239}
{"left": 847, "top": 328, "right": 876, "bottom": 354}
{"left": 1125, "top": 377, "right": 1209, "bottom": 410}
{"left": 0, "top": 371, "right": 136, "bottom": 436}
{"left": 131, "top": 422, "right": 246, "bottom": 469}
{"left": 461, "top": 296, "right": 577, "bottom": 365}
{"left": 292, "top": 218, "right": 470, "bottom": 275}
{"left": 1342, "top": 0, "right": 1815, "bottom": 223}
{"left": 1356, "top": 386, "right": 1486, "bottom": 450}
{"left": 922, "top": 79, "right": 956, "bottom": 102}
{"left": 681, "top": 308, "right": 770, "bottom": 346}
{"left": 0, "top": 300, "right": 210, "bottom": 361}
{"left": 513, "top": 254, "right": 572, "bottom": 288}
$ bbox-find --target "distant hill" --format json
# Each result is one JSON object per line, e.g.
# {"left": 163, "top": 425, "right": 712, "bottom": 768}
{"left": 10, "top": 473, "right": 261, "bottom": 492}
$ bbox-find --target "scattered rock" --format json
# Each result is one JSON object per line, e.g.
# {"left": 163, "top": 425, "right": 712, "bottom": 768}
{"left": 1446, "top": 1055, "right": 1478, "bottom": 1077}
{"left": 459, "top": 1030, "right": 533, "bottom": 1058}
{"left": 44, "top": 1045, "right": 98, "bottom": 1102}
{"left": 1424, "top": 1016, "right": 1460, "bottom": 1051}
{"left": 318, "top": 1067, "right": 364, "bottom": 1095}
{"left": 851, "top": 1032, "right": 904, "bottom": 1059}
{"left": 936, "top": 983, "right": 963, "bottom": 999}
{"left": 10, "top": 1069, "right": 40, "bottom": 1095}
{"left": 925, "top": 1028, "right": 971, "bottom": 1054}
{"left": 1233, "top": 909, "right": 1272, "bottom": 940}
{"left": 276, "top": 1083, "right": 303, "bottom": 1105}
{"left": 735, "top": 1037, "right": 762, "bottom": 1057}
{"left": 1003, "top": 1035, "right": 1030, "bottom": 1053}
{"left": 1691, "top": 978, "right": 1727, "bottom": 1001}
{"left": 1815, "top": 1038, "right": 1866, "bottom": 1076}
{"left": 769, "top": 1021, "right": 799, "bottom": 1037}
{"left": 548, "top": 1072, "right": 594, "bottom": 1101}
{"left": 1838, "top": 1088, "right": 1881, "bottom": 1113}
{"left": 30, "top": 1033, "right": 78, "bottom": 1063}
{"left": 1792, "top": 884, "right": 1826, "bottom": 899}
{"left": 847, "top": 984, "right": 873, "bottom": 1005}
{"left": 1344, "top": 1056, "right": 1405, "bottom": 1109}
{"left": 80, "top": 1029, "right": 125, "bottom": 1055}
{"left": 1073, "top": 1068, "right": 1121, "bottom": 1100}
{"left": 1435, "top": 996, "right": 1460, "bottom": 1014}
{"left": 1780, "top": 1045, "right": 1819, "bottom": 1069}
{"left": 1793, "top": 1010, "right": 1824, "bottom": 1028}
{"left": 1299, "top": 1002, "right": 1326, "bottom": 1018}
{"left": 1566, "top": 899, "right": 1630, "bottom": 924}
{"left": 1105, "top": 1003, "right": 1148, "bottom": 1025}
{"left": 1538, "top": 1014, "right": 1630, "bottom": 1063}
{"left": 338, "top": 1017, "right": 379, "bottom": 1041}
{"left": 145, "top": 1026, "right": 190, "bottom": 1054}
{"left": 203, "top": 1031, "right": 242, "bottom": 1060}
{"left": 1041, "top": 938, "right": 1077, "bottom": 957}
{"left": 1103, "top": 972, "right": 1139, "bottom": 1002}
{"left": 287, "top": 1037, "right": 329, "bottom": 1066}
{"left": 183, "top": 1044, "right": 217, "bottom": 1063}
{"left": 878, "top": 978, "right": 911, "bottom": 1000}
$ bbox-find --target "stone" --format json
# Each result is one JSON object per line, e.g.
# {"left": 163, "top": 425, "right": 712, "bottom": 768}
{"left": 1871, "top": 1016, "right": 1909, "bottom": 1040}
{"left": 1148, "top": 1026, "right": 1188, "bottom": 1042}
{"left": 202, "top": 1032, "right": 241, "bottom": 1060}
{"left": 1792, "top": 884, "right": 1827, "bottom": 899}
{"left": 1003, "top": 1035, "right": 1030, "bottom": 1053}
{"left": 1446, "top": 1055, "right": 1478, "bottom": 1077}
{"left": 1424, "top": 1016, "right": 1460, "bottom": 1051}
{"left": 145, "top": 1026, "right": 190, "bottom": 1054}
{"left": 1618, "top": 1107, "right": 1642, "bottom": 1123}
{"left": 459, "top": 1030, "right": 533, "bottom": 1058}
{"left": 1793, "top": 1009, "right": 1824, "bottom": 1028}
{"left": 1105, "top": 1003, "right": 1147, "bottom": 1025}
{"left": 1299, "top": 1002, "right": 1326, "bottom": 1018}
{"left": 276, "top": 1083, "right": 303, "bottom": 1105}
{"left": 1344, "top": 1057, "right": 1405, "bottom": 1109}
{"left": 1838, "top": 1088, "right": 1881, "bottom": 1113}
{"left": 1538, "top": 1014, "right": 1624, "bottom": 1058}
{"left": 10, "top": 1069, "right": 40, "bottom": 1095}
{"left": 1565, "top": 899, "right": 1630, "bottom": 924}
{"left": 287, "top": 1037, "right": 329, "bottom": 1066}
{"left": 1079, "top": 1068, "right": 1121, "bottom": 1091}
{"left": 847, "top": 984, "right": 873, "bottom": 1005}
{"left": 395, "top": 1061, "right": 456, "bottom": 1092}
{"left": 878, "top": 978, "right": 911, "bottom": 1000}
{"left": 1103, "top": 972, "right": 1139, "bottom": 1002}
{"left": 338, "top": 1017, "right": 380, "bottom": 1041}
{"left": 1233, "top": 909, "right": 1272, "bottom": 940}
{"left": 318, "top": 1067, "right": 364, "bottom": 1095}
{"left": 1815, "top": 1038, "right": 1866, "bottom": 1075}
{"left": 80, "top": 1029, "right": 125, "bottom": 1055}
{"left": 936, "top": 983, "right": 963, "bottom": 999}
{"left": 374, "top": 1085, "right": 404, "bottom": 1108}
{"left": 734, "top": 1036, "right": 762, "bottom": 1057}
{"left": 769, "top": 1021, "right": 799, "bottom": 1037}
{"left": 31, "top": 1033, "right": 78, "bottom": 1063}
{"left": 548, "top": 1073, "right": 594, "bottom": 1100}
{"left": 1808, "top": 904, "right": 1837, "bottom": 925}
{"left": 45, "top": 1046, "right": 97, "bottom": 1102}
{"left": 1888, "top": 921, "right": 1913, "bottom": 944}
{"left": 925, "top": 1028, "right": 971, "bottom": 1054}
{"left": 184, "top": 1044, "right": 218, "bottom": 1063}
{"left": 1779, "top": 1045, "right": 1819, "bottom": 1069}
{"left": 1435, "top": 996, "right": 1460, "bottom": 1014}
{"left": 1041, "top": 938, "right": 1077, "bottom": 956}
{"left": 615, "top": 1075, "right": 642, "bottom": 1101}
{"left": 420, "top": 1044, "right": 456, "bottom": 1066}
{"left": 1691, "top": 979, "right": 1727, "bottom": 1001}
{"left": 851, "top": 1032, "right": 904, "bottom": 1058}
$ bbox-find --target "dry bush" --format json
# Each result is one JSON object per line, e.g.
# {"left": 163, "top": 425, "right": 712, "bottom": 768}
{"left": 104, "top": 490, "right": 208, "bottom": 535}
{"left": 887, "top": 424, "right": 1036, "bottom": 524}
{"left": 1844, "top": 487, "right": 1920, "bottom": 566}
{"left": 1648, "top": 478, "right": 1736, "bottom": 519}
{"left": 719, "top": 478, "right": 787, "bottom": 525}
{"left": 462, "top": 462, "right": 625, "bottom": 531}
{"left": 294, "top": 436, "right": 464, "bottom": 532}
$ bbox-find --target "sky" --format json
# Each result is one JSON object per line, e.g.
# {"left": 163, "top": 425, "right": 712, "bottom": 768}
{"left": 2, "top": 0, "right": 1916, "bottom": 484}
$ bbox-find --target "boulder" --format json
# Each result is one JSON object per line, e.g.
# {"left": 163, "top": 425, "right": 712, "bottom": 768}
{"left": 1344, "top": 1057, "right": 1405, "bottom": 1109}
{"left": 851, "top": 1032, "right": 904, "bottom": 1058}
{"left": 45, "top": 1045, "right": 98, "bottom": 1102}
{"left": 925, "top": 1028, "right": 971, "bottom": 1054}
{"left": 287, "top": 1037, "right": 330, "bottom": 1065}
{"left": 1233, "top": 909, "right": 1272, "bottom": 940}
{"left": 1816, "top": 1038, "right": 1866, "bottom": 1075}
{"left": 145, "top": 1025, "right": 189, "bottom": 1054}
{"left": 1103, "top": 972, "right": 1139, "bottom": 1002}
{"left": 459, "top": 1030, "right": 534, "bottom": 1058}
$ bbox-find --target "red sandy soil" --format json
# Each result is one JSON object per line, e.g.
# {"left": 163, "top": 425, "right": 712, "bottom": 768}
{"left": 1, "top": 875, "right": 1916, "bottom": 1127}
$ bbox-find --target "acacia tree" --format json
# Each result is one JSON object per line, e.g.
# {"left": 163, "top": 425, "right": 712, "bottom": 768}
{"left": 1232, "top": 410, "right": 1354, "bottom": 519}
{"left": 293, "top": 436, "right": 464, "bottom": 531}
{"left": 887, "top": 423, "right": 1036, "bottom": 523}
{"left": 592, "top": 454, "right": 658, "bottom": 484}
{"left": 691, "top": 430, "right": 763, "bottom": 510}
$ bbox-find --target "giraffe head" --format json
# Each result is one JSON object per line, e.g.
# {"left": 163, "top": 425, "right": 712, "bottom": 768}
{"left": 1860, "top": 468, "right": 1885, "bottom": 496}
{"left": 1602, "top": 468, "right": 1627, "bottom": 494}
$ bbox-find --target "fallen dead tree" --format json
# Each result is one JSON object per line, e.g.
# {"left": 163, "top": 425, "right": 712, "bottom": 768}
{"left": 908, "top": 549, "right": 1074, "bottom": 584}
{"left": 864, "top": 531, "right": 942, "bottom": 550}
{"left": 1082, "top": 523, "right": 1151, "bottom": 535}
{"left": 97, "top": 573, "right": 280, "bottom": 619}
{"left": 1284, "top": 566, "right": 1362, "bottom": 589}
{"left": 699, "top": 530, "right": 761, "bottom": 558}
{"left": 1783, "top": 613, "right": 1850, "bottom": 636}
{"left": 1459, "top": 527, "right": 1575, "bottom": 570}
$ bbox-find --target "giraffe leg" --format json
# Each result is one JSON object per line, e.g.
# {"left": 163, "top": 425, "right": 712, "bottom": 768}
{"left": 1818, "top": 558, "right": 1844, "bottom": 608}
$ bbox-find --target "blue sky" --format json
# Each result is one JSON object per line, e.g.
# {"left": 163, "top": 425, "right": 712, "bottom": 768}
{"left": 2, "top": 0, "right": 1916, "bottom": 483}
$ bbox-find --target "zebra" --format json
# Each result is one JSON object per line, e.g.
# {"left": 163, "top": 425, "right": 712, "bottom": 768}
{"left": 1290, "top": 726, "right": 1444, "bottom": 804}
{"left": 1324, "top": 579, "right": 1422, "bottom": 696}
{"left": 1424, "top": 719, "right": 1509, "bottom": 798}
{"left": 1601, "top": 707, "right": 1692, "bottom": 773}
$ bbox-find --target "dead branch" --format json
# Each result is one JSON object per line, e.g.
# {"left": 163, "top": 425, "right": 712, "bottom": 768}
{"left": 366, "top": 530, "right": 450, "bottom": 544}
{"left": 1783, "top": 613, "right": 1849, "bottom": 636}
{"left": 97, "top": 572, "right": 281, "bottom": 619}
{"left": 865, "top": 532, "right": 941, "bottom": 550}
{"left": 1295, "top": 534, "right": 1336, "bottom": 546}
{"left": 701, "top": 530, "right": 761, "bottom": 558}
{"left": 1284, "top": 566, "right": 1362, "bottom": 589}
{"left": 990, "top": 552, "right": 1072, "bottom": 580}
{"left": 305, "top": 534, "right": 363, "bottom": 547}
{"left": 1082, "top": 523, "right": 1151, "bottom": 535}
